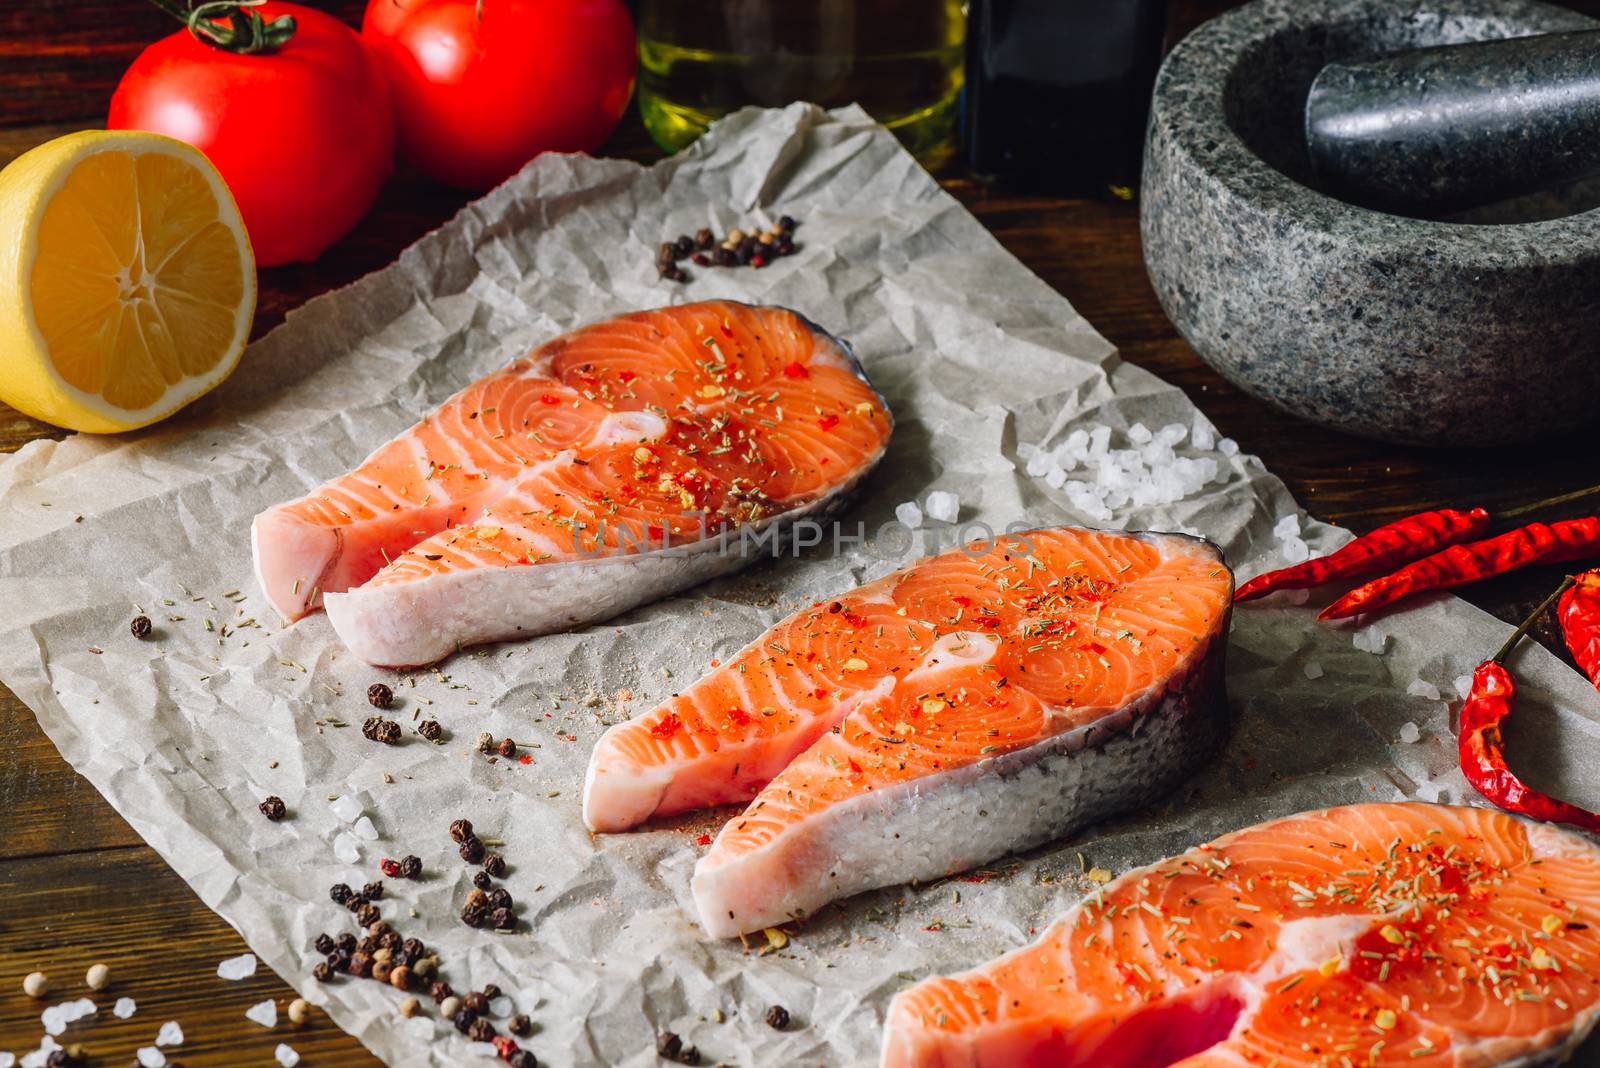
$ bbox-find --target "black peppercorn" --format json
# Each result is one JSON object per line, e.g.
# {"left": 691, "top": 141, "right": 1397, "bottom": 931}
{"left": 362, "top": 715, "right": 401, "bottom": 744}
{"left": 673, "top": 235, "right": 694, "bottom": 259}
{"left": 326, "top": 950, "right": 349, "bottom": 973}
{"left": 463, "top": 991, "right": 490, "bottom": 1015}
{"left": 418, "top": 719, "right": 443, "bottom": 741}
{"left": 314, "top": 933, "right": 335, "bottom": 955}
{"left": 346, "top": 893, "right": 368, "bottom": 913}
{"left": 335, "top": 932, "right": 357, "bottom": 953}
{"left": 508, "top": 1051, "right": 538, "bottom": 1068}
{"left": 363, "top": 880, "right": 385, "bottom": 901}
{"left": 490, "top": 906, "right": 517, "bottom": 930}
{"left": 461, "top": 901, "right": 488, "bottom": 928}
{"left": 402, "top": 937, "right": 425, "bottom": 960}
{"left": 714, "top": 247, "right": 738, "bottom": 268}
{"left": 778, "top": 215, "right": 796, "bottom": 233}
{"left": 459, "top": 836, "right": 485, "bottom": 864}
{"left": 367, "top": 682, "right": 394, "bottom": 709}
{"left": 313, "top": 961, "right": 335, "bottom": 982}
{"left": 658, "top": 264, "right": 687, "bottom": 282}
{"left": 453, "top": 1006, "right": 478, "bottom": 1033}
{"left": 472, "top": 870, "right": 492, "bottom": 891}
{"left": 481, "top": 982, "right": 501, "bottom": 1000}
{"left": 657, "top": 242, "right": 677, "bottom": 267}
{"left": 131, "top": 615, "right": 152, "bottom": 639}
{"left": 656, "top": 1033, "right": 683, "bottom": 1060}
{"left": 258, "top": 795, "right": 286, "bottom": 821}
{"left": 765, "top": 1004, "right": 790, "bottom": 1030}
{"left": 482, "top": 852, "right": 507, "bottom": 878}
{"left": 330, "top": 883, "right": 353, "bottom": 905}
{"left": 497, "top": 737, "right": 516, "bottom": 758}
{"left": 467, "top": 1016, "right": 497, "bottom": 1042}
{"left": 348, "top": 951, "right": 373, "bottom": 978}
{"left": 379, "top": 929, "right": 402, "bottom": 952}
{"left": 356, "top": 935, "right": 377, "bottom": 956}
{"left": 695, "top": 227, "right": 715, "bottom": 250}
{"left": 775, "top": 237, "right": 796, "bottom": 257}
{"left": 356, "top": 903, "right": 381, "bottom": 928}
{"left": 488, "top": 887, "right": 514, "bottom": 911}
{"left": 399, "top": 854, "right": 422, "bottom": 879}
{"left": 431, "top": 980, "right": 453, "bottom": 1003}
{"left": 510, "top": 1013, "right": 532, "bottom": 1037}
{"left": 450, "top": 818, "right": 474, "bottom": 843}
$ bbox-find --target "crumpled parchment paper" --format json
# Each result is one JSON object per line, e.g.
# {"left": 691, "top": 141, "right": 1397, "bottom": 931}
{"left": 3, "top": 104, "right": 1599, "bottom": 1066}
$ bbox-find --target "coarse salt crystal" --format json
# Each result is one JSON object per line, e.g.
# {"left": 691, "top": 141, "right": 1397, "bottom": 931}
{"left": 329, "top": 795, "right": 363, "bottom": 822}
{"left": 156, "top": 1021, "right": 183, "bottom": 1046}
{"left": 924, "top": 491, "right": 960, "bottom": 524}
{"left": 275, "top": 1043, "right": 300, "bottom": 1067}
{"left": 216, "top": 954, "right": 257, "bottom": 981}
{"left": 1398, "top": 721, "right": 1421, "bottom": 744}
{"left": 1303, "top": 661, "right": 1325, "bottom": 681}
{"left": 1354, "top": 628, "right": 1389, "bottom": 655}
{"left": 1044, "top": 466, "right": 1067, "bottom": 489}
{"left": 246, "top": 1000, "right": 278, "bottom": 1028}
{"left": 490, "top": 996, "right": 514, "bottom": 1016}
{"left": 1024, "top": 452, "right": 1050, "bottom": 477}
{"left": 114, "top": 998, "right": 137, "bottom": 1019}
{"left": 40, "top": 1007, "right": 65, "bottom": 1037}
{"left": 333, "top": 832, "right": 362, "bottom": 864}
{"left": 1127, "top": 422, "right": 1153, "bottom": 445}
{"left": 1191, "top": 416, "right": 1216, "bottom": 452}
{"left": 1280, "top": 537, "right": 1310, "bottom": 564}
{"left": 1088, "top": 425, "right": 1111, "bottom": 458}
{"left": 1416, "top": 782, "right": 1442, "bottom": 803}
{"left": 1158, "top": 422, "right": 1188, "bottom": 446}
{"left": 1454, "top": 675, "right": 1473, "bottom": 698}
{"left": 1406, "top": 680, "right": 1441, "bottom": 702}
{"left": 1273, "top": 514, "right": 1301, "bottom": 540}
{"left": 1, "top": 1052, "right": 14, "bottom": 1067}
{"left": 352, "top": 815, "right": 379, "bottom": 841}
{"left": 137, "top": 1049, "right": 166, "bottom": 1068}
{"left": 1217, "top": 438, "right": 1240, "bottom": 457}
{"left": 894, "top": 501, "right": 922, "bottom": 528}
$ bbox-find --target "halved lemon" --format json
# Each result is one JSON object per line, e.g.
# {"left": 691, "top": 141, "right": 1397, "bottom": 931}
{"left": 0, "top": 130, "right": 255, "bottom": 433}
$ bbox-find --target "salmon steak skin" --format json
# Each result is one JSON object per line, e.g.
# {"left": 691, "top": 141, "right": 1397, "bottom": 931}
{"left": 581, "top": 526, "right": 1234, "bottom": 938}
{"left": 250, "top": 301, "right": 892, "bottom": 666}
{"left": 882, "top": 802, "right": 1600, "bottom": 1068}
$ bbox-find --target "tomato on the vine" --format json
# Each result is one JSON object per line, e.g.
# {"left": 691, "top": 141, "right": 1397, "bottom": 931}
{"left": 362, "top": 0, "right": 636, "bottom": 192}
{"left": 109, "top": 2, "right": 395, "bottom": 266}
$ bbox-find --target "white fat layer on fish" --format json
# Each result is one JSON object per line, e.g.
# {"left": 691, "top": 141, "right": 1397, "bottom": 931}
{"left": 325, "top": 460, "right": 883, "bottom": 667}
{"left": 590, "top": 410, "right": 667, "bottom": 445}
{"left": 690, "top": 531, "right": 1231, "bottom": 939}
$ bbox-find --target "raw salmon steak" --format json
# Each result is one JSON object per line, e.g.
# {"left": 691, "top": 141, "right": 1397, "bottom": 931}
{"left": 582, "top": 526, "right": 1233, "bottom": 937}
{"left": 251, "top": 301, "right": 892, "bottom": 666}
{"left": 883, "top": 802, "right": 1600, "bottom": 1068}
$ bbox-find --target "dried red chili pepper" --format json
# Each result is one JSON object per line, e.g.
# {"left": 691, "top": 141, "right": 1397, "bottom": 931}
{"left": 1235, "top": 507, "right": 1490, "bottom": 603}
{"left": 1459, "top": 577, "right": 1600, "bottom": 832}
{"left": 1559, "top": 568, "right": 1600, "bottom": 689}
{"left": 1320, "top": 517, "right": 1600, "bottom": 620}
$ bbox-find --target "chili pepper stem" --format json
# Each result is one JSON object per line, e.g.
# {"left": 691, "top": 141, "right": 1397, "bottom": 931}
{"left": 1493, "top": 576, "right": 1575, "bottom": 665}
{"left": 1501, "top": 482, "right": 1600, "bottom": 520}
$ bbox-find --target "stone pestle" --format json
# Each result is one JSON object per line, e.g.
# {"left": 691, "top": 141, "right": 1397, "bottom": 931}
{"left": 1305, "top": 29, "right": 1600, "bottom": 217}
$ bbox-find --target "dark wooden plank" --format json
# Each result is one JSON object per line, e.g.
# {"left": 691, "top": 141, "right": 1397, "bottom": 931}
{"left": 0, "top": 847, "right": 381, "bottom": 1065}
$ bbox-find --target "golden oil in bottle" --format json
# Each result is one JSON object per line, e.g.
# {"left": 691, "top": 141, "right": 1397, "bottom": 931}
{"left": 638, "top": 0, "right": 965, "bottom": 166}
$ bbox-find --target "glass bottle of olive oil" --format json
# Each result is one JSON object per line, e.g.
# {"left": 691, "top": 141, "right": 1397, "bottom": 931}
{"left": 638, "top": 0, "right": 966, "bottom": 167}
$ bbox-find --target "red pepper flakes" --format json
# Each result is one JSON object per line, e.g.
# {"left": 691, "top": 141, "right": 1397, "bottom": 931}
{"left": 841, "top": 610, "right": 868, "bottom": 629}
{"left": 813, "top": 687, "right": 829, "bottom": 699}
{"left": 618, "top": 370, "right": 636, "bottom": 383}
{"left": 817, "top": 413, "right": 841, "bottom": 431}
{"left": 651, "top": 714, "right": 683, "bottom": 739}
{"left": 972, "top": 613, "right": 1002, "bottom": 629}
{"left": 696, "top": 833, "right": 712, "bottom": 846}
{"left": 848, "top": 759, "right": 863, "bottom": 775}
{"left": 540, "top": 393, "right": 561, "bottom": 404}
{"left": 727, "top": 707, "right": 751, "bottom": 726}
{"left": 518, "top": 754, "right": 533, "bottom": 765}
{"left": 782, "top": 361, "right": 809, "bottom": 379}
{"left": 709, "top": 658, "right": 720, "bottom": 667}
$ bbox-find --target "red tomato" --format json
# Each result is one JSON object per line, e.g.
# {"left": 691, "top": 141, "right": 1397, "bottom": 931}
{"left": 109, "top": 3, "right": 395, "bottom": 266}
{"left": 362, "top": 0, "right": 636, "bottom": 192}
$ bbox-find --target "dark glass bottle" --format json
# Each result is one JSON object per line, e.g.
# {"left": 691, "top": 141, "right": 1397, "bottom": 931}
{"left": 965, "top": 0, "right": 1170, "bottom": 197}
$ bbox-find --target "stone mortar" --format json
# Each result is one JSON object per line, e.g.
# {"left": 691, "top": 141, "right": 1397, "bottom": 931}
{"left": 1141, "top": 0, "right": 1600, "bottom": 446}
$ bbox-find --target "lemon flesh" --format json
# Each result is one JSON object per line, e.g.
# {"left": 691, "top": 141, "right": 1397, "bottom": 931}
{"left": 0, "top": 130, "right": 255, "bottom": 433}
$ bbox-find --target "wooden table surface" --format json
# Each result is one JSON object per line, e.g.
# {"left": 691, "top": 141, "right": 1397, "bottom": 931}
{"left": 7, "top": 1, "right": 1600, "bottom": 1062}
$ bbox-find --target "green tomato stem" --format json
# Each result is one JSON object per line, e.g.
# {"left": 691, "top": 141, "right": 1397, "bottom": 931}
{"left": 145, "top": 0, "right": 296, "bottom": 54}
